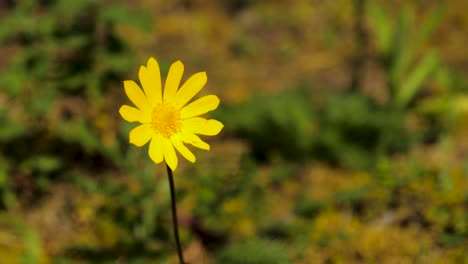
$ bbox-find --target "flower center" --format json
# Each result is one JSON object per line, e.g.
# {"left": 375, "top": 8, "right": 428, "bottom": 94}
{"left": 151, "top": 103, "right": 182, "bottom": 138}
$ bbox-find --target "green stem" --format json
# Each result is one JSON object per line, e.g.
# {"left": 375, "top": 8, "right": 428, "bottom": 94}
{"left": 166, "top": 164, "right": 185, "bottom": 264}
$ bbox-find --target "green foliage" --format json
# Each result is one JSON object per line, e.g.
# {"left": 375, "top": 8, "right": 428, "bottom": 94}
{"left": 369, "top": 1, "right": 446, "bottom": 108}
{"left": 221, "top": 0, "right": 258, "bottom": 14}
{"left": 396, "top": 52, "right": 439, "bottom": 107}
{"left": 0, "top": 0, "right": 149, "bottom": 207}
{"left": 217, "top": 239, "right": 290, "bottom": 264}
{"left": 214, "top": 88, "right": 314, "bottom": 162}
{"left": 312, "top": 93, "right": 412, "bottom": 169}
{"left": 0, "top": 0, "right": 161, "bottom": 260}
{"left": 189, "top": 155, "right": 268, "bottom": 234}
{"left": 208, "top": 1, "right": 449, "bottom": 170}
{"left": 217, "top": 89, "right": 416, "bottom": 169}
{"left": 294, "top": 198, "right": 324, "bottom": 219}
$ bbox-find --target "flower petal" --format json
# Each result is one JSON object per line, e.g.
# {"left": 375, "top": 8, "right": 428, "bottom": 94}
{"left": 163, "top": 60, "right": 184, "bottom": 103}
{"left": 183, "top": 118, "right": 223, "bottom": 136}
{"left": 189, "top": 117, "right": 224, "bottom": 136}
{"left": 139, "top": 57, "right": 162, "bottom": 106}
{"left": 162, "top": 137, "right": 178, "bottom": 171}
{"left": 171, "top": 135, "right": 196, "bottom": 163}
{"left": 129, "top": 124, "right": 153, "bottom": 147}
{"left": 182, "top": 117, "right": 206, "bottom": 131}
{"left": 119, "top": 105, "right": 150, "bottom": 123}
{"left": 180, "top": 95, "right": 220, "bottom": 119}
{"left": 199, "top": 119, "right": 224, "bottom": 135}
{"left": 175, "top": 72, "right": 207, "bottom": 108}
{"left": 148, "top": 133, "right": 164, "bottom": 164}
{"left": 124, "top": 80, "right": 152, "bottom": 113}
{"left": 179, "top": 131, "right": 210, "bottom": 150}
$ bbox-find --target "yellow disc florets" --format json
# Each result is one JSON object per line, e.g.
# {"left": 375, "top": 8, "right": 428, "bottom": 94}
{"left": 151, "top": 103, "right": 182, "bottom": 138}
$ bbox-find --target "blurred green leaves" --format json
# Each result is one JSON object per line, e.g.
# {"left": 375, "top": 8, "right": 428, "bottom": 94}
{"left": 369, "top": 1, "right": 446, "bottom": 108}
{"left": 215, "top": 87, "right": 314, "bottom": 161}
{"left": 0, "top": 0, "right": 150, "bottom": 218}
{"left": 395, "top": 52, "right": 439, "bottom": 107}
{"left": 216, "top": 88, "right": 413, "bottom": 170}
{"left": 0, "top": 2, "right": 159, "bottom": 259}
{"left": 217, "top": 239, "right": 290, "bottom": 264}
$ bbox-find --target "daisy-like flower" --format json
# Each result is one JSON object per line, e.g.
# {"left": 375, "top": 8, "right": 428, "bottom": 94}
{"left": 119, "top": 57, "right": 223, "bottom": 171}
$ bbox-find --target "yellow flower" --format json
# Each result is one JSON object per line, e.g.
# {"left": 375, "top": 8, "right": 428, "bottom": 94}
{"left": 119, "top": 57, "right": 223, "bottom": 171}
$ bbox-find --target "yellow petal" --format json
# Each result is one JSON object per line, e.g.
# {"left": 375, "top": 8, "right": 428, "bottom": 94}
{"left": 182, "top": 117, "right": 206, "bottom": 131}
{"left": 139, "top": 57, "right": 162, "bottom": 106}
{"left": 175, "top": 72, "right": 207, "bottom": 108}
{"left": 162, "top": 138, "right": 178, "bottom": 171}
{"left": 119, "top": 105, "right": 150, "bottom": 123}
{"left": 171, "top": 135, "right": 196, "bottom": 163}
{"left": 124, "top": 80, "right": 152, "bottom": 113}
{"left": 180, "top": 95, "right": 220, "bottom": 119}
{"left": 129, "top": 124, "right": 153, "bottom": 147}
{"left": 179, "top": 131, "right": 210, "bottom": 150}
{"left": 163, "top": 60, "right": 184, "bottom": 103}
{"left": 199, "top": 119, "right": 224, "bottom": 135}
{"left": 148, "top": 133, "right": 164, "bottom": 164}
{"left": 192, "top": 119, "right": 224, "bottom": 136}
{"left": 182, "top": 117, "right": 220, "bottom": 135}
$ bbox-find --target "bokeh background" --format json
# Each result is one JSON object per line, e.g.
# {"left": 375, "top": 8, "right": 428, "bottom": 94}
{"left": 0, "top": 0, "right": 467, "bottom": 263}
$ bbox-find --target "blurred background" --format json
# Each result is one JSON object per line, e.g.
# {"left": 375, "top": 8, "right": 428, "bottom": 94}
{"left": 0, "top": 0, "right": 467, "bottom": 263}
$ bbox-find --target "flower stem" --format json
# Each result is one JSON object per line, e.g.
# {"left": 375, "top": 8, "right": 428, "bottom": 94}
{"left": 166, "top": 164, "right": 185, "bottom": 264}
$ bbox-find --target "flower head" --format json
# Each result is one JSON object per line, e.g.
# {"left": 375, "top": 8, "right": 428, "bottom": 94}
{"left": 119, "top": 57, "right": 223, "bottom": 171}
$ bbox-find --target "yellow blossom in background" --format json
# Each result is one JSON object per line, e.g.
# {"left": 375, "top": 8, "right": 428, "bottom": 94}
{"left": 119, "top": 57, "right": 223, "bottom": 171}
